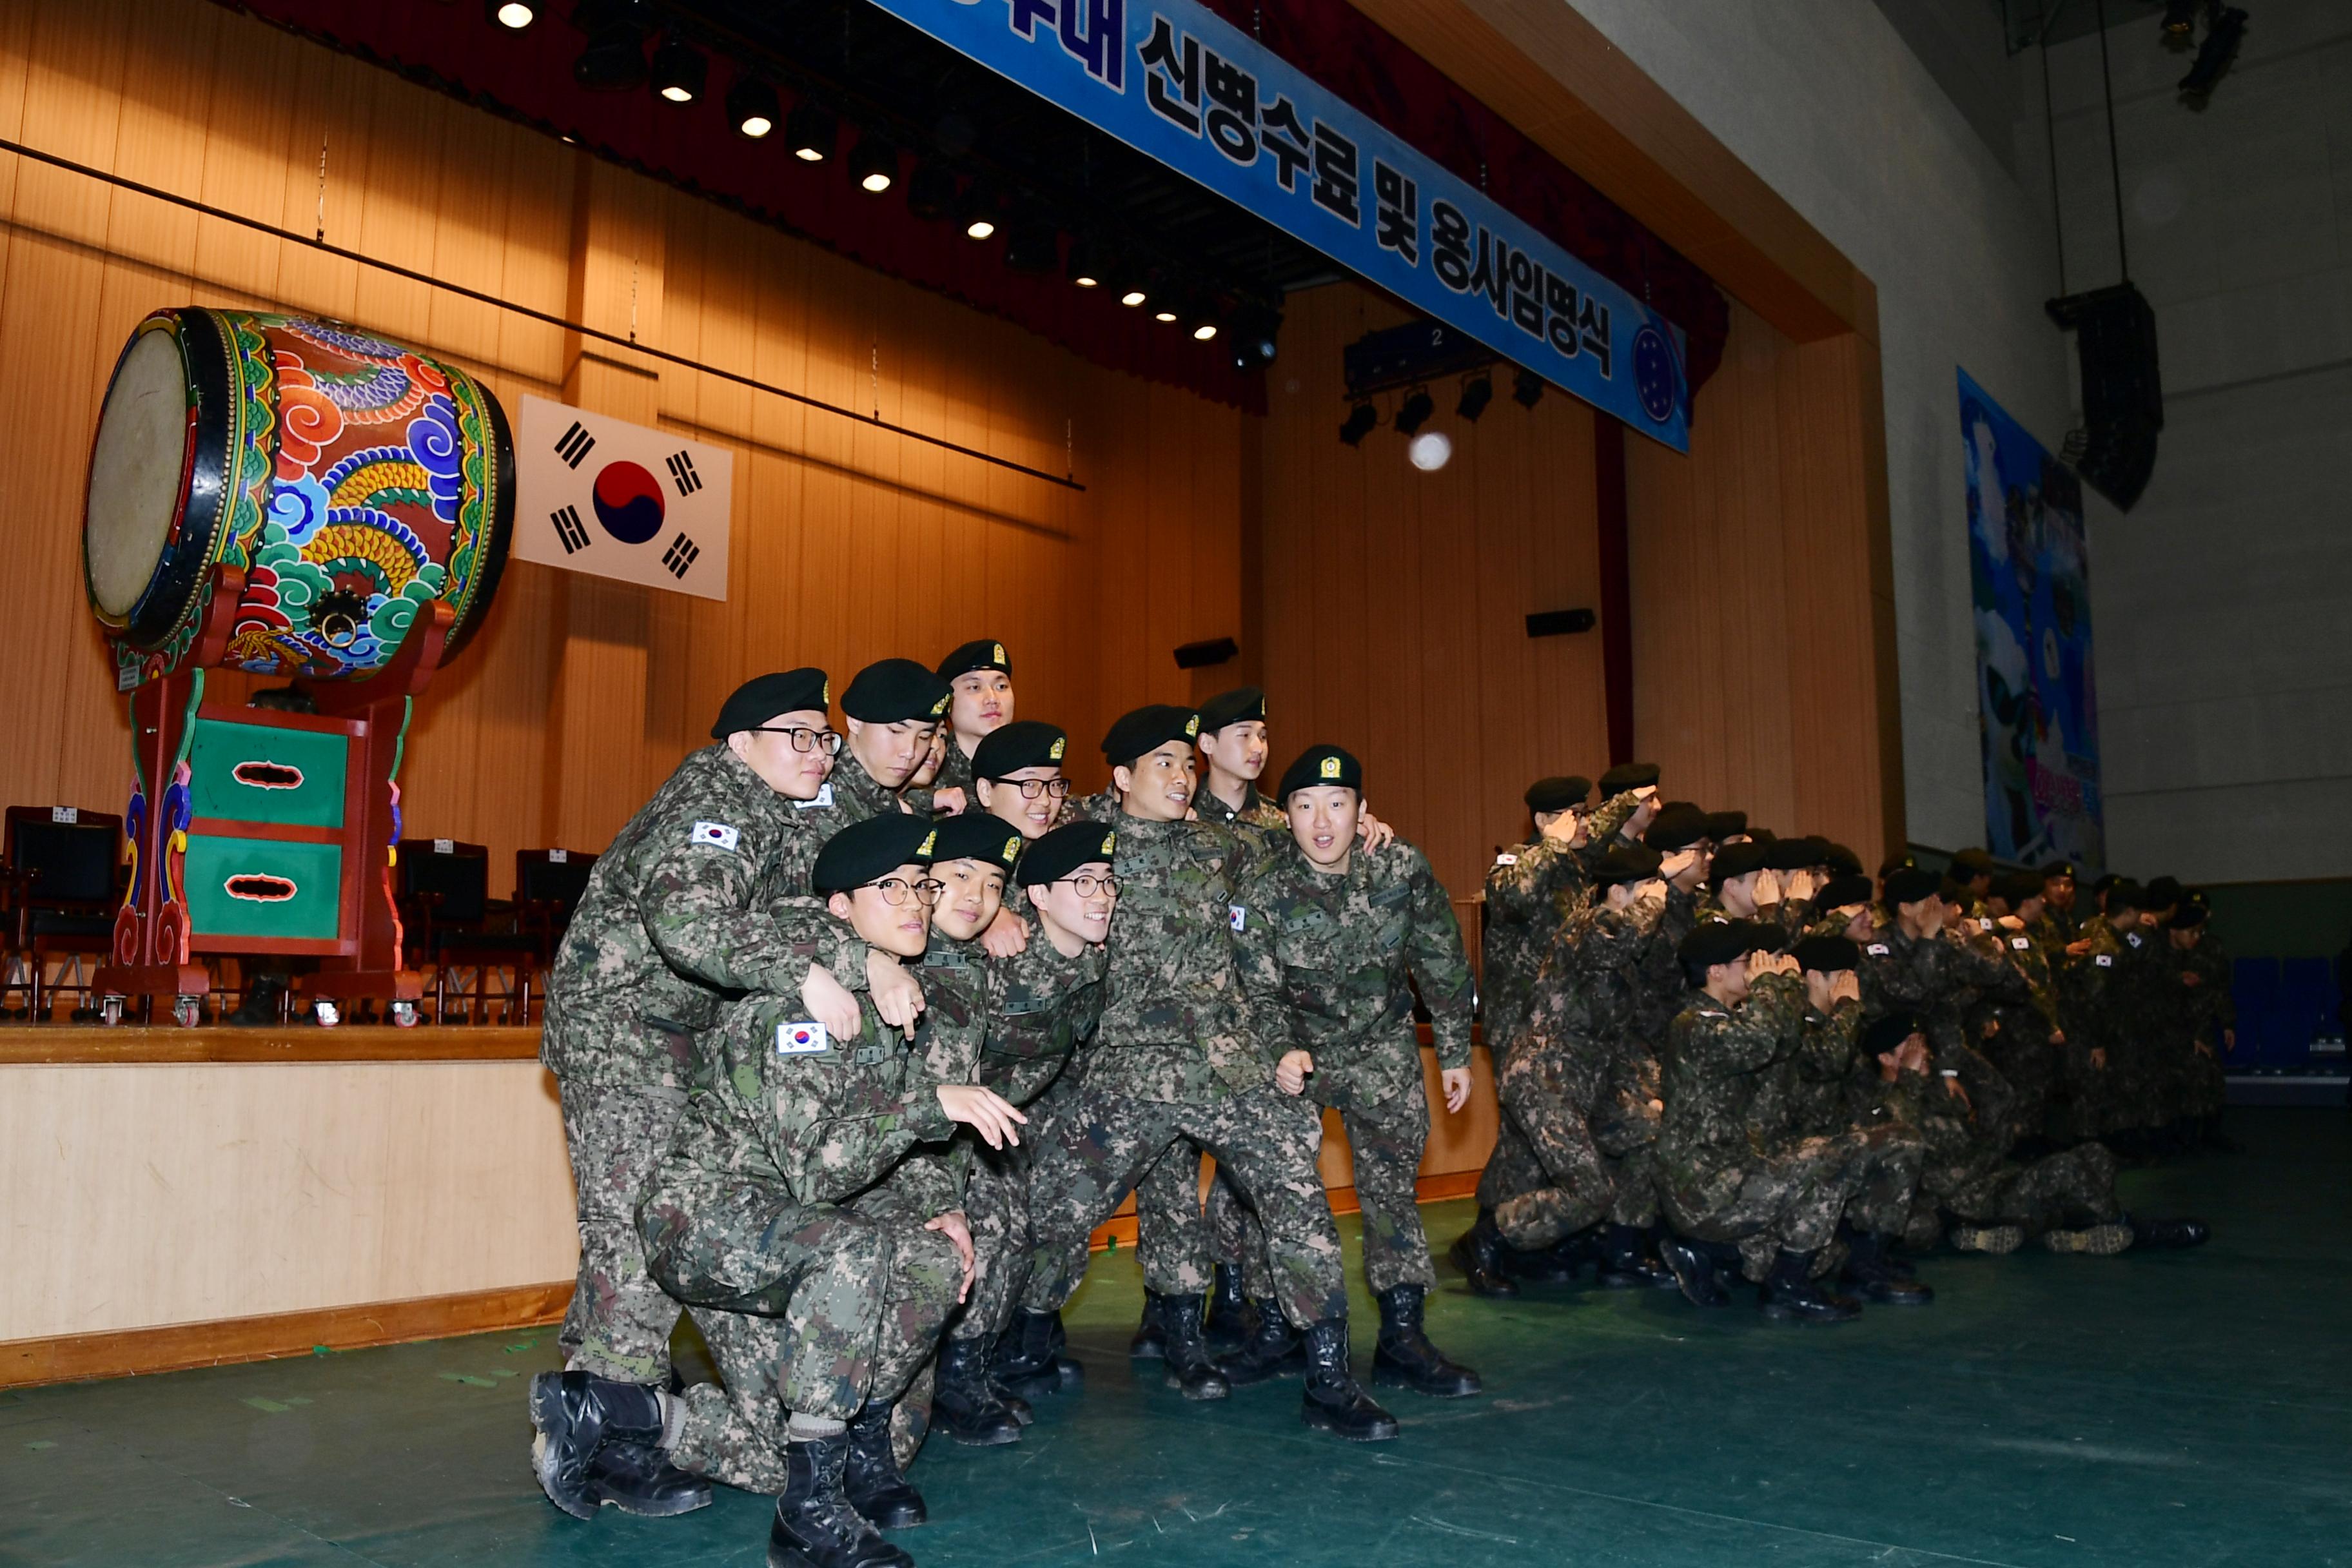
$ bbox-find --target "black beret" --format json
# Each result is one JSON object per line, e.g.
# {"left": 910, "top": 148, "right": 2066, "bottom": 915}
{"left": 1705, "top": 809, "right": 1748, "bottom": 841}
{"left": 1883, "top": 867, "right": 1943, "bottom": 908}
{"left": 1102, "top": 704, "right": 1199, "bottom": 766}
{"left": 1708, "top": 841, "right": 1770, "bottom": 888}
{"left": 2041, "top": 859, "right": 2081, "bottom": 879}
{"left": 1879, "top": 854, "right": 1917, "bottom": 879}
{"left": 936, "top": 638, "right": 1012, "bottom": 681}
{"left": 843, "top": 658, "right": 953, "bottom": 724}
{"left": 1750, "top": 827, "right": 1779, "bottom": 845}
{"left": 2145, "top": 875, "right": 2183, "bottom": 905}
{"left": 972, "top": 720, "right": 1068, "bottom": 779}
{"left": 1277, "top": 743, "right": 1362, "bottom": 801}
{"left": 2092, "top": 872, "right": 2122, "bottom": 896}
{"left": 1592, "top": 843, "right": 1663, "bottom": 888}
{"left": 1525, "top": 775, "right": 1592, "bottom": 814}
{"left": 2171, "top": 899, "right": 2209, "bottom": 930}
{"left": 1861, "top": 1010, "right": 1926, "bottom": 1057}
{"left": 811, "top": 814, "right": 938, "bottom": 895}
{"left": 1017, "top": 820, "right": 1119, "bottom": 888}
{"left": 1196, "top": 687, "right": 1266, "bottom": 734}
{"left": 1645, "top": 802, "right": 1710, "bottom": 853}
{"left": 710, "top": 667, "right": 829, "bottom": 738}
{"left": 2106, "top": 878, "right": 2148, "bottom": 912}
{"left": 1818, "top": 841, "right": 1865, "bottom": 876}
{"left": 1992, "top": 869, "right": 2047, "bottom": 905}
{"left": 1765, "top": 838, "right": 1823, "bottom": 872}
{"left": 929, "top": 810, "right": 1025, "bottom": 872}
{"left": 1792, "top": 934, "right": 1861, "bottom": 974}
{"left": 1598, "top": 761, "right": 1660, "bottom": 795}
{"left": 1814, "top": 874, "right": 1874, "bottom": 911}
{"left": 1950, "top": 847, "right": 1994, "bottom": 877}
{"left": 1678, "top": 919, "right": 1769, "bottom": 973}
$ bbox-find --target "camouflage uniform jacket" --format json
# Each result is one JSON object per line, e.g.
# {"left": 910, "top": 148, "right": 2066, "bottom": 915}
{"left": 830, "top": 755, "right": 910, "bottom": 827}
{"left": 1480, "top": 791, "right": 1640, "bottom": 1059}
{"left": 1529, "top": 895, "right": 1669, "bottom": 1103}
{"left": 657, "top": 975, "right": 961, "bottom": 1215}
{"left": 2061, "top": 921, "right": 2163, "bottom": 1059}
{"left": 1631, "top": 884, "right": 1706, "bottom": 1051}
{"left": 1063, "top": 805, "right": 1281, "bottom": 1102}
{"left": 1233, "top": 838, "right": 1475, "bottom": 1109}
{"left": 1658, "top": 974, "right": 1810, "bottom": 1177}
{"left": 1195, "top": 781, "right": 1287, "bottom": 832}
{"left": 545, "top": 744, "right": 864, "bottom": 1085}
{"left": 1857, "top": 919, "right": 2027, "bottom": 1065}
{"left": 925, "top": 926, "right": 1108, "bottom": 1106}
{"left": 2173, "top": 934, "right": 2235, "bottom": 1046}
{"left": 1758, "top": 997, "right": 1872, "bottom": 1141}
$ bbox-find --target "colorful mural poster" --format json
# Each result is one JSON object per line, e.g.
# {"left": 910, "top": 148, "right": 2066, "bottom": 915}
{"left": 1962, "top": 368, "right": 2104, "bottom": 870}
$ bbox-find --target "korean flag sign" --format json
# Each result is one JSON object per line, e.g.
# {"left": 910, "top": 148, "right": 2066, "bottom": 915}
{"left": 516, "top": 395, "right": 734, "bottom": 600}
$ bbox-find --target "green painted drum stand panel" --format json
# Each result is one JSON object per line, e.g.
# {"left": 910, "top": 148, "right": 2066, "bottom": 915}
{"left": 188, "top": 718, "right": 349, "bottom": 828}
{"left": 181, "top": 835, "right": 344, "bottom": 939}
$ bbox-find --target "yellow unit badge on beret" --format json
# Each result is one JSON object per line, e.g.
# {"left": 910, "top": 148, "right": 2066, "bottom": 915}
{"left": 1000, "top": 834, "right": 1021, "bottom": 865}
{"left": 1319, "top": 756, "right": 1342, "bottom": 779}
{"left": 992, "top": 642, "right": 1005, "bottom": 664}
{"left": 1184, "top": 716, "right": 1199, "bottom": 737}
{"left": 1100, "top": 832, "right": 1117, "bottom": 856}
{"left": 931, "top": 694, "right": 950, "bottom": 716}
{"left": 1049, "top": 737, "right": 1066, "bottom": 760}
{"left": 917, "top": 830, "right": 937, "bottom": 856}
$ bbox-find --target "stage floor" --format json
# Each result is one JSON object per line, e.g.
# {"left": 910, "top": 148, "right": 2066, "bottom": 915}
{"left": 8, "top": 1108, "right": 2347, "bottom": 1567}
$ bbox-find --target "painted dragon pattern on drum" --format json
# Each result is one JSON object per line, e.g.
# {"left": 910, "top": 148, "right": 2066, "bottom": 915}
{"left": 94, "top": 309, "right": 511, "bottom": 683}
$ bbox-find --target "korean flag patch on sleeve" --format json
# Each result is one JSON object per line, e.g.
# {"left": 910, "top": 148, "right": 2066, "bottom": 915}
{"left": 691, "top": 821, "right": 741, "bottom": 853}
{"left": 2095, "top": 954, "right": 2114, "bottom": 968}
{"left": 2011, "top": 935, "right": 2031, "bottom": 950}
{"left": 1230, "top": 905, "right": 1247, "bottom": 932}
{"left": 1866, "top": 943, "right": 1891, "bottom": 956}
{"left": 776, "top": 1021, "right": 830, "bottom": 1055}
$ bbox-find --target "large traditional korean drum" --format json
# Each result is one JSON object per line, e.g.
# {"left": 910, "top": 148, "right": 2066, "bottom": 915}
{"left": 83, "top": 308, "right": 513, "bottom": 680}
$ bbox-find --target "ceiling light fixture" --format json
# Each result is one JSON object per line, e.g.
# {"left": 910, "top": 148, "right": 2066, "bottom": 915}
{"left": 1338, "top": 402, "right": 1378, "bottom": 446}
{"left": 785, "top": 101, "right": 836, "bottom": 162}
{"left": 848, "top": 133, "right": 897, "bottom": 193}
{"left": 648, "top": 34, "right": 706, "bottom": 104}
{"left": 1456, "top": 374, "right": 1494, "bottom": 422}
{"left": 1512, "top": 369, "right": 1546, "bottom": 409}
{"left": 1393, "top": 387, "right": 1435, "bottom": 436}
{"left": 488, "top": 0, "right": 534, "bottom": 28}
{"left": 726, "top": 75, "right": 778, "bottom": 139}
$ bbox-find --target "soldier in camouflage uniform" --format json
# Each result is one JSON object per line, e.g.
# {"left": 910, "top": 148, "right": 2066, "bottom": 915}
{"left": 835, "top": 659, "right": 954, "bottom": 822}
{"left": 1977, "top": 870, "right": 2068, "bottom": 1149}
{"left": 1651, "top": 923, "right": 1924, "bottom": 1324}
{"left": 1004, "top": 705, "right": 1402, "bottom": 1442}
{"left": 536, "top": 670, "right": 922, "bottom": 1518}
{"left": 1856, "top": 866, "right": 2032, "bottom": 1076}
{"left": 531, "top": 814, "right": 1025, "bottom": 1568}
{"left": 2167, "top": 900, "right": 2234, "bottom": 1146}
{"left": 928, "top": 639, "right": 1015, "bottom": 810}
{"left": 2061, "top": 881, "right": 2166, "bottom": 1144}
{"left": 1214, "top": 745, "right": 1481, "bottom": 1400}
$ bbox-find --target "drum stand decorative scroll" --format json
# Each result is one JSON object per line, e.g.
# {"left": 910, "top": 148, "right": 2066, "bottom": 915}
{"left": 96, "top": 570, "right": 454, "bottom": 1026}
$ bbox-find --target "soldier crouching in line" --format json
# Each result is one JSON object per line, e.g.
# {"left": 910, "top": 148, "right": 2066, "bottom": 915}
{"left": 534, "top": 670, "right": 926, "bottom": 1517}
{"left": 1217, "top": 745, "right": 1482, "bottom": 1400}
{"left": 536, "top": 814, "right": 1025, "bottom": 1568}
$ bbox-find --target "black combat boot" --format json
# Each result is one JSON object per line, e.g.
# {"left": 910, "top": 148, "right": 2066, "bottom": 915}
{"left": 992, "top": 1310, "right": 1065, "bottom": 1402}
{"left": 529, "top": 1369, "right": 702, "bottom": 1520}
{"left": 1298, "top": 1319, "right": 1400, "bottom": 1441}
{"left": 1597, "top": 1223, "right": 1678, "bottom": 1290}
{"left": 1203, "top": 1262, "right": 1250, "bottom": 1353}
{"left": 841, "top": 1402, "right": 925, "bottom": 1529}
{"left": 1371, "top": 1285, "right": 1481, "bottom": 1399}
{"left": 1159, "top": 1293, "right": 1230, "bottom": 1400}
{"left": 1128, "top": 1289, "right": 1170, "bottom": 1359}
{"left": 990, "top": 1373, "right": 1034, "bottom": 1427}
{"left": 581, "top": 1440, "right": 713, "bottom": 1516}
{"left": 930, "top": 1338, "right": 1021, "bottom": 1447}
{"left": 1219, "top": 1298, "right": 1307, "bottom": 1386}
{"left": 1844, "top": 1231, "right": 1934, "bottom": 1305}
{"left": 1759, "top": 1250, "right": 1862, "bottom": 1324}
{"left": 1656, "top": 1233, "right": 1730, "bottom": 1308}
{"left": 2129, "top": 1213, "right": 2210, "bottom": 1249}
{"left": 1447, "top": 1209, "right": 1520, "bottom": 1298}
{"left": 769, "top": 1431, "right": 912, "bottom": 1568}
{"left": 1045, "top": 1310, "right": 1084, "bottom": 1388}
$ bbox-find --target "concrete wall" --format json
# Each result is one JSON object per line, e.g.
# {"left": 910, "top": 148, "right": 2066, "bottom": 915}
{"left": 1562, "top": 0, "right": 2075, "bottom": 854}
{"left": 2026, "top": 3, "right": 2352, "bottom": 885}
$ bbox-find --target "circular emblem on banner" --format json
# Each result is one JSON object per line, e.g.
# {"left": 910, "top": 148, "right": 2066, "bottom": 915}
{"left": 1632, "top": 326, "right": 1678, "bottom": 424}
{"left": 592, "top": 460, "right": 666, "bottom": 544}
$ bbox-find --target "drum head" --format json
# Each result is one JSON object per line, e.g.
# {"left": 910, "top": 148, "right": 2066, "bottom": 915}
{"left": 86, "top": 326, "right": 193, "bottom": 622}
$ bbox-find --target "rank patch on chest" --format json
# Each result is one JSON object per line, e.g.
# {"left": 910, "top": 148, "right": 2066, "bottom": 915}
{"left": 1866, "top": 943, "right": 1890, "bottom": 956}
{"left": 2127, "top": 932, "right": 2143, "bottom": 948}
{"left": 1229, "top": 905, "right": 1247, "bottom": 932}
{"left": 791, "top": 783, "right": 836, "bottom": 810}
{"left": 775, "top": 1020, "right": 830, "bottom": 1055}
{"left": 692, "top": 821, "right": 741, "bottom": 852}
{"left": 1494, "top": 852, "right": 1518, "bottom": 866}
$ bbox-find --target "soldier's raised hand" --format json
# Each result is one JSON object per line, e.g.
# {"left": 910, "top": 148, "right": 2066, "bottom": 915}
{"left": 1356, "top": 807, "right": 1396, "bottom": 854}
{"left": 868, "top": 950, "right": 927, "bottom": 1032}
{"left": 800, "top": 963, "right": 861, "bottom": 1041}
{"left": 980, "top": 905, "right": 1029, "bottom": 958}
{"left": 937, "top": 1084, "right": 1027, "bottom": 1150}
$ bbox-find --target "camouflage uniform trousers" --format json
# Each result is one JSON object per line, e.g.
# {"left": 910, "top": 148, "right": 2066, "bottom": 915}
{"left": 1489, "top": 1035, "right": 1616, "bottom": 1250}
{"left": 1473, "top": 1029, "right": 1544, "bottom": 1213}
{"left": 551, "top": 1024, "right": 689, "bottom": 1383}
{"left": 1591, "top": 1052, "right": 1666, "bottom": 1230}
{"left": 948, "top": 1141, "right": 1034, "bottom": 1346}
{"left": 1904, "top": 1141, "right": 2121, "bottom": 1250}
{"left": 1023, "top": 1083, "right": 1349, "bottom": 1331}
{"left": 1663, "top": 1124, "right": 1918, "bottom": 1276}
{"left": 1130, "top": 1137, "right": 1223, "bottom": 1296}
{"left": 1220, "top": 1075, "right": 1440, "bottom": 1298}
{"left": 641, "top": 1176, "right": 965, "bottom": 1493}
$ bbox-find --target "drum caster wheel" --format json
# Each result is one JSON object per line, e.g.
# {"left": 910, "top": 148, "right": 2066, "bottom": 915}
{"left": 173, "top": 995, "right": 202, "bottom": 1028}
{"left": 100, "top": 995, "right": 125, "bottom": 1026}
{"left": 391, "top": 1001, "right": 419, "bottom": 1029}
{"left": 313, "top": 999, "right": 342, "bottom": 1028}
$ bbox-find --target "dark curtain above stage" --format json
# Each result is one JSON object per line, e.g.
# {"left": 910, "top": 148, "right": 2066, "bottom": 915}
{"left": 224, "top": 0, "right": 1726, "bottom": 415}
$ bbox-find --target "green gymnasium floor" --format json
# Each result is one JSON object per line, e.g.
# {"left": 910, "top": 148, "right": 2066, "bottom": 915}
{"left": 8, "top": 1108, "right": 2348, "bottom": 1568}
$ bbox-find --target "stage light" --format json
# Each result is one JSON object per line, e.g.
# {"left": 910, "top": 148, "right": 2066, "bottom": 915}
{"left": 906, "top": 163, "right": 957, "bottom": 222}
{"left": 848, "top": 134, "right": 897, "bottom": 193}
{"left": 1456, "top": 374, "right": 1493, "bottom": 422}
{"left": 726, "top": 76, "right": 778, "bottom": 139}
{"left": 1117, "top": 274, "right": 1148, "bottom": 307}
{"left": 2179, "top": 7, "right": 2248, "bottom": 105}
{"left": 1408, "top": 431, "right": 1453, "bottom": 471}
{"left": 1393, "top": 387, "right": 1434, "bottom": 436}
{"left": 1065, "top": 236, "right": 1105, "bottom": 288}
{"left": 1153, "top": 305, "right": 1179, "bottom": 323}
{"left": 785, "top": 101, "right": 836, "bottom": 162}
{"left": 1338, "top": 402, "right": 1378, "bottom": 446}
{"left": 1512, "top": 369, "right": 1545, "bottom": 408}
{"left": 1191, "top": 319, "right": 1218, "bottom": 342}
{"left": 649, "top": 34, "right": 705, "bottom": 104}
{"left": 574, "top": 24, "right": 648, "bottom": 92}
{"left": 958, "top": 186, "right": 999, "bottom": 241}
{"left": 488, "top": 0, "right": 534, "bottom": 28}
{"left": 1226, "top": 303, "right": 1281, "bottom": 371}
{"left": 1004, "top": 219, "right": 1059, "bottom": 273}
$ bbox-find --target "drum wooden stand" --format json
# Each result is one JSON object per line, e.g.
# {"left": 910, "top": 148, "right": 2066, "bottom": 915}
{"left": 95, "top": 568, "right": 452, "bottom": 1026}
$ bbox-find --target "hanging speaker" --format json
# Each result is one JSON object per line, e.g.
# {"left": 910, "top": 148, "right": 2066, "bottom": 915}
{"left": 2046, "top": 282, "right": 2162, "bottom": 512}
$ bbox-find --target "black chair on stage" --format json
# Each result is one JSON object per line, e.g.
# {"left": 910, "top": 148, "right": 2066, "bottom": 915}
{"left": 1, "top": 805, "right": 125, "bottom": 1023}
{"left": 513, "top": 847, "right": 598, "bottom": 975}
{"left": 397, "top": 839, "right": 536, "bottom": 1024}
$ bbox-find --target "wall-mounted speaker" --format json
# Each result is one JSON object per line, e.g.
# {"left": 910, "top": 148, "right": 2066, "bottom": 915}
{"left": 1525, "top": 608, "right": 1596, "bottom": 638}
{"left": 2046, "top": 282, "right": 2162, "bottom": 512}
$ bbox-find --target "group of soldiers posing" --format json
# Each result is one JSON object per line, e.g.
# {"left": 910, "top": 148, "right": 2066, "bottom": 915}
{"left": 520, "top": 642, "right": 2217, "bottom": 1568}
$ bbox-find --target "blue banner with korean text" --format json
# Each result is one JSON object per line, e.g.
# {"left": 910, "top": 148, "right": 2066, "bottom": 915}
{"left": 862, "top": 0, "right": 1692, "bottom": 450}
